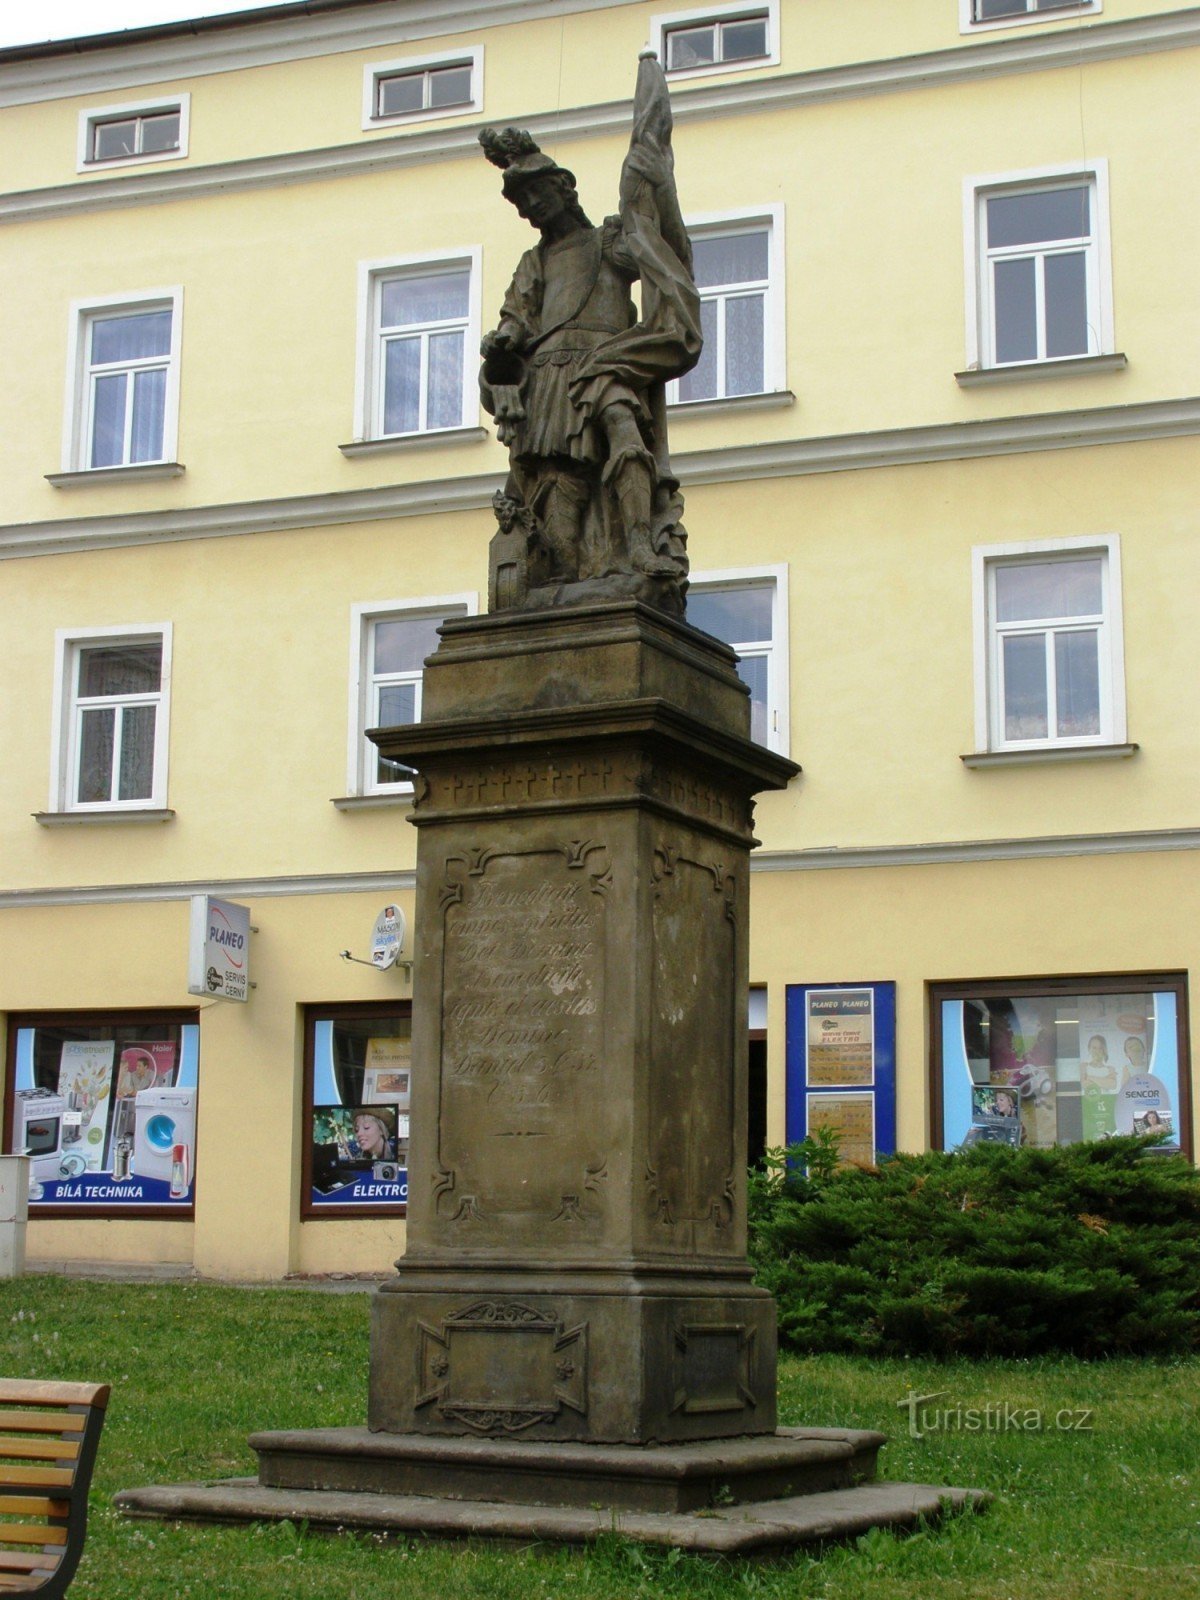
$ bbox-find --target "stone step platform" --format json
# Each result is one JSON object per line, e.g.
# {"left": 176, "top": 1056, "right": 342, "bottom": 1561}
{"left": 114, "top": 1426, "right": 988, "bottom": 1556}
{"left": 114, "top": 1476, "right": 987, "bottom": 1557}
{"left": 250, "top": 1425, "right": 887, "bottom": 1514}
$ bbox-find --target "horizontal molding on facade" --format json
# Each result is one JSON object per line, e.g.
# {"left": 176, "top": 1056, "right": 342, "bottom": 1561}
{"left": 0, "top": 869, "right": 417, "bottom": 910}
{"left": 3, "top": 827, "right": 1198, "bottom": 909}
{"left": 0, "top": 0, "right": 646, "bottom": 108}
{"left": 3, "top": 395, "right": 1198, "bottom": 561}
{"left": 751, "top": 828, "right": 1200, "bottom": 874}
{"left": 3, "top": 10, "right": 1198, "bottom": 220}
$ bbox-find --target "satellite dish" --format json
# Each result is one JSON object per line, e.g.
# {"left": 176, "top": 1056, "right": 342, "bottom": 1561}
{"left": 370, "top": 904, "right": 405, "bottom": 970}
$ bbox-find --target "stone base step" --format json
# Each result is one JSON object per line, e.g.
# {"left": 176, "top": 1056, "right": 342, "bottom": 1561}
{"left": 115, "top": 1476, "right": 988, "bottom": 1557}
{"left": 249, "top": 1424, "right": 886, "bottom": 1514}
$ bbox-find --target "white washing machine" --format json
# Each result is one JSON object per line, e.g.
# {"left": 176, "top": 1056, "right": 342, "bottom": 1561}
{"left": 131, "top": 1087, "right": 196, "bottom": 1185}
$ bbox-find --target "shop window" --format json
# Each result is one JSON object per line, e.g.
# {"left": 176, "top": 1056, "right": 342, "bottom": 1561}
{"left": 363, "top": 49, "right": 482, "bottom": 126}
{"left": 785, "top": 984, "right": 898, "bottom": 1166}
{"left": 5, "top": 1011, "right": 199, "bottom": 1214}
{"left": 963, "top": 0, "right": 1100, "bottom": 29}
{"left": 973, "top": 537, "right": 1125, "bottom": 754}
{"left": 50, "top": 626, "right": 172, "bottom": 813}
{"left": 303, "top": 1003, "right": 412, "bottom": 1216}
{"left": 669, "top": 216, "right": 782, "bottom": 404}
{"left": 355, "top": 253, "right": 479, "bottom": 441}
{"left": 346, "top": 596, "right": 474, "bottom": 795}
{"left": 688, "top": 567, "right": 788, "bottom": 753}
{"left": 965, "top": 164, "right": 1113, "bottom": 372}
{"left": 931, "top": 976, "right": 1191, "bottom": 1156}
{"left": 64, "top": 289, "right": 183, "bottom": 473}
{"left": 78, "top": 96, "right": 189, "bottom": 171}
{"left": 654, "top": 2, "right": 779, "bottom": 76}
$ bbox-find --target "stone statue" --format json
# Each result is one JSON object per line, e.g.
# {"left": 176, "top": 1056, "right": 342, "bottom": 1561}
{"left": 480, "top": 52, "right": 701, "bottom": 616}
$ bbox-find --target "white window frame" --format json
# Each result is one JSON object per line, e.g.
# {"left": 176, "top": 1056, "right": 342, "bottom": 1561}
{"left": 76, "top": 94, "right": 190, "bottom": 173}
{"left": 688, "top": 565, "right": 789, "bottom": 756}
{"left": 61, "top": 288, "right": 183, "bottom": 474}
{"left": 49, "top": 624, "right": 173, "bottom": 814}
{"left": 352, "top": 250, "right": 480, "bottom": 442}
{"left": 362, "top": 46, "right": 483, "bottom": 129}
{"left": 971, "top": 536, "right": 1125, "bottom": 755}
{"left": 963, "top": 162, "right": 1113, "bottom": 373}
{"left": 667, "top": 206, "right": 785, "bottom": 406}
{"left": 652, "top": 0, "right": 780, "bottom": 79}
{"left": 347, "top": 595, "right": 478, "bottom": 796}
{"left": 960, "top": 0, "right": 1100, "bottom": 34}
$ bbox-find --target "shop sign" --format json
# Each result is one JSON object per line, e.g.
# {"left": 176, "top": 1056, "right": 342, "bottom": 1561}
{"left": 188, "top": 895, "right": 251, "bottom": 1001}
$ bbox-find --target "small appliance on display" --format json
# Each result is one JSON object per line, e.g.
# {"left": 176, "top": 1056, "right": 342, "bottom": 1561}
{"left": 131, "top": 1087, "right": 196, "bottom": 1190}
{"left": 13, "top": 1090, "right": 66, "bottom": 1181}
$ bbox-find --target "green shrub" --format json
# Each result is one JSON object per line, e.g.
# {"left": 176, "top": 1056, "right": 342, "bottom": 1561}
{"left": 747, "top": 1135, "right": 1200, "bottom": 1357}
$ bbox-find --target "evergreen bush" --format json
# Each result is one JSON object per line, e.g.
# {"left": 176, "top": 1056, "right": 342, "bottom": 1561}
{"left": 747, "top": 1134, "right": 1200, "bottom": 1357}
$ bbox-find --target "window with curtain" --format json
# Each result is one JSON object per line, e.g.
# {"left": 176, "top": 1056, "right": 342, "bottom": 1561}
{"left": 353, "top": 603, "right": 469, "bottom": 792}
{"left": 669, "top": 226, "right": 770, "bottom": 404}
{"left": 373, "top": 267, "right": 471, "bottom": 436}
{"left": 56, "top": 633, "right": 170, "bottom": 811}
{"left": 84, "top": 307, "right": 173, "bottom": 468}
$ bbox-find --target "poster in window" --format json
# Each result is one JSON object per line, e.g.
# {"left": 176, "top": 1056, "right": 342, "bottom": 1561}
{"left": 806, "top": 989, "right": 874, "bottom": 1086}
{"left": 806, "top": 1093, "right": 875, "bottom": 1168}
{"left": 308, "top": 1013, "right": 411, "bottom": 1210}
{"left": 57, "top": 1041, "right": 115, "bottom": 1174}
{"left": 363, "top": 1036, "right": 411, "bottom": 1108}
{"left": 310, "top": 1105, "right": 406, "bottom": 1205}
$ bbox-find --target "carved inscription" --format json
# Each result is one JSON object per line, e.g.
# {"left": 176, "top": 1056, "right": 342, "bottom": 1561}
{"left": 424, "top": 758, "right": 619, "bottom": 810}
{"left": 437, "top": 846, "right": 609, "bottom": 1220}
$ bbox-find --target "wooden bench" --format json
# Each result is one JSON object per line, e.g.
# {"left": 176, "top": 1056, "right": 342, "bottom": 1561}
{"left": 0, "top": 1381, "right": 110, "bottom": 1596}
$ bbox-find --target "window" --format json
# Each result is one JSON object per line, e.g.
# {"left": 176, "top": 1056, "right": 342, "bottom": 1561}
{"left": 6, "top": 1010, "right": 200, "bottom": 1213}
{"left": 63, "top": 290, "right": 183, "bottom": 473}
{"left": 965, "top": 165, "right": 1113, "bottom": 371}
{"left": 654, "top": 2, "right": 779, "bottom": 76}
{"left": 77, "top": 96, "right": 190, "bottom": 171}
{"left": 304, "top": 1003, "right": 412, "bottom": 1216}
{"left": 668, "top": 212, "right": 783, "bottom": 404}
{"left": 50, "top": 627, "right": 172, "bottom": 813}
{"left": 962, "top": 0, "right": 1100, "bottom": 29}
{"left": 346, "top": 599, "right": 475, "bottom": 797}
{"left": 973, "top": 540, "right": 1124, "bottom": 755}
{"left": 931, "top": 976, "right": 1190, "bottom": 1157}
{"left": 687, "top": 568, "right": 788, "bottom": 753}
{"left": 363, "top": 48, "right": 482, "bottom": 128}
{"left": 355, "top": 255, "right": 478, "bottom": 441}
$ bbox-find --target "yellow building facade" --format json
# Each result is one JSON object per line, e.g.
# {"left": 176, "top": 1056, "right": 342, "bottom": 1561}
{"left": 1, "top": 0, "right": 1196, "bottom": 1277}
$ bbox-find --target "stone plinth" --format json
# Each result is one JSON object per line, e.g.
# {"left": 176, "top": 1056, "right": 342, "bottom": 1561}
{"left": 366, "top": 601, "right": 797, "bottom": 1445}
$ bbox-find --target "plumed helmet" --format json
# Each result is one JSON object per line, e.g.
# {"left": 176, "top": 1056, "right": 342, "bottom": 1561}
{"left": 479, "top": 127, "right": 576, "bottom": 199}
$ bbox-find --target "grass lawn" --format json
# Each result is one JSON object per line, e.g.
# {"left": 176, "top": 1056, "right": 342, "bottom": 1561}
{"left": 0, "top": 1276, "right": 1194, "bottom": 1599}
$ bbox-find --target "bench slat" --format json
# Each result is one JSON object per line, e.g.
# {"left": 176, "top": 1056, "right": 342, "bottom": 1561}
{"left": 0, "top": 1414, "right": 85, "bottom": 1437}
{"left": 0, "top": 1384, "right": 109, "bottom": 1411}
{"left": 0, "top": 1498, "right": 68, "bottom": 1521}
{"left": 0, "top": 1549, "right": 60, "bottom": 1571}
{"left": 0, "top": 1524, "right": 68, "bottom": 1548}
{"left": 0, "top": 1467, "right": 73, "bottom": 1492}
{"left": 0, "top": 1439, "right": 80, "bottom": 1463}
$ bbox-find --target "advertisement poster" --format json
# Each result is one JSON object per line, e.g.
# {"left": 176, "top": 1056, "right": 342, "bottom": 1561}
{"left": 806, "top": 1093, "right": 875, "bottom": 1167}
{"left": 309, "top": 1017, "right": 410, "bottom": 1210}
{"left": 786, "top": 983, "right": 896, "bottom": 1161}
{"left": 806, "top": 990, "right": 875, "bottom": 1086}
{"left": 13, "top": 1026, "right": 199, "bottom": 1209}
{"left": 57, "top": 1041, "right": 115, "bottom": 1175}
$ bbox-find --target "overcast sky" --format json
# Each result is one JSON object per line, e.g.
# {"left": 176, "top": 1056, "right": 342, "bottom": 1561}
{"left": 0, "top": 2, "right": 290, "bottom": 50}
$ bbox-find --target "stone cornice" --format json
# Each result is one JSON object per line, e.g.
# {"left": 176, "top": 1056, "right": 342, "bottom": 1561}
{"left": 2, "top": 9, "right": 1198, "bottom": 221}
{"left": 3, "top": 395, "right": 1197, "bottom": 561}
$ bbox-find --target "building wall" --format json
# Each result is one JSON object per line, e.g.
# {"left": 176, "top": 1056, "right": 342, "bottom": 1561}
{"left": 2, "top": 0, "right": 1196, "bottom": 1276}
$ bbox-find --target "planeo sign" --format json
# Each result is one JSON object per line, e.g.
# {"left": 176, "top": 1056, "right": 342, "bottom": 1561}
{"left": 188, "top": 895, "right": 252, "bottom": 1002}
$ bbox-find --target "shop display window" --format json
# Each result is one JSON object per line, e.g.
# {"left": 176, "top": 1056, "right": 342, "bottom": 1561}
{"left": 4, "top": 1010, "right": 199, "bottom": 1214}
{"left": 303, "top": 1002, "right": 412, "bottom": 1217}
{"left": 931, "top": 976, "right": 1190, "bottom": 1157}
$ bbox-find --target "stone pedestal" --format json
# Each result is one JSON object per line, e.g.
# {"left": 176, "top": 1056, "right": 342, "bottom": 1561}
{"left": 367, "top": 600, "right": 796, "bottom": 1444}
